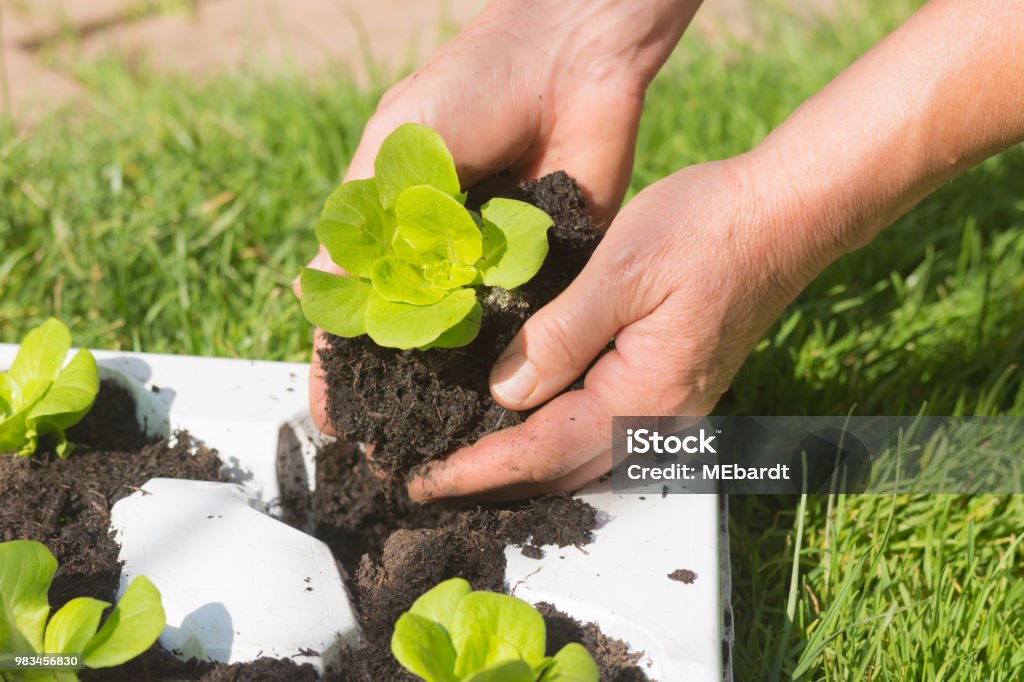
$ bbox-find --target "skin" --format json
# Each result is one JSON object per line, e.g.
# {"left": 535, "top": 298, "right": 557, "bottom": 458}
{"left": 301, "top": 0, "right": 1024, "bottom": 502}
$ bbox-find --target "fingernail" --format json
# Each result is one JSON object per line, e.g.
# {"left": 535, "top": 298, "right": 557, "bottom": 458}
{"left": 490, "top": 353, "right": 538, "bottom": 407}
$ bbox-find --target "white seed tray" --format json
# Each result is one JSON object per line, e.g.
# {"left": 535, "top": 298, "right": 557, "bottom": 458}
{"left": 0, "top": 345, "right": 730, "bottom": 680}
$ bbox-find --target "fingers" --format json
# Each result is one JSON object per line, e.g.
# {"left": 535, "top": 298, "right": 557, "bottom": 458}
{"left": 412, "top": 298, "right": 729, "bottom": 503}
{"left": 406, "top": 387, "right": 612, "bottom": 502}
{"left": 308, "top": 329, "right": 337, "bottom": 437}
{"left": 489, "top": 236, "right": 653, "bottom": 411}
{"left": 515, "top": 82, "right": 644, "bottom": 229}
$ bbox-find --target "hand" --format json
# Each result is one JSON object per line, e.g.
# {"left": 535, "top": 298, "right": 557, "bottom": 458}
{"left": 404, "top": 155, "right": 837, "bottom": 501}
{"left": 303, "top": 0, "right": 698, "bottom": 434}
{"left": 405, "top": 0, "right": 1024, "bottom": 501}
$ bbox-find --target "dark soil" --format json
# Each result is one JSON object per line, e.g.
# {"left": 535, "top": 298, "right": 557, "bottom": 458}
{"left": 0, "top": 381, "right": 225, "bottom": 610}
{"left": 193, "top": 658, "right": 319, "bottom": 681}
{"left": 306, "top": 439, "right": 456, "bottom": 575}
{"left": 538, "top": 603, "right": 653, "bottom": 682}
{"left": 305, "top": 444, "right": 632, "bottom": 681}
{"left": 668, "top": 568, "right": 698, "bottom": 585}
{"left": 319, "top": 171, "right": 600, "bottom": 479}
{"left": 0, "top": 381, "right": 315, "bottom": 682}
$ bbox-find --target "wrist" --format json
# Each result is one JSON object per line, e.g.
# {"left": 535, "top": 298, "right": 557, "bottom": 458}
{"left": 744, "top": 137, "right": 881, "bottom": 282}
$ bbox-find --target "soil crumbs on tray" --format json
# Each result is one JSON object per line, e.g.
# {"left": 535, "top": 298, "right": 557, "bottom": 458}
{"left": 319, "top": 172, "right": 601, "bottom": 481}
{"left": 0, "top": 380, "right": 311, "bottom": 681}
{"left": 668, "top": 568, "right": 698, "bottom": 585}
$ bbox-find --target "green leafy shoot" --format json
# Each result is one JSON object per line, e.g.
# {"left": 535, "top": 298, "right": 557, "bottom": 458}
{"left": 0, "top": 540, "right": 166, "bottom": 681}
{"left": 0, "top": 319, "right": 99, "bottom": 458}
{"left": 391, "top": 578, "right": 598, "bottom": 682}
{"left": 300, "top": 123, "right": 553, "bottom": 349}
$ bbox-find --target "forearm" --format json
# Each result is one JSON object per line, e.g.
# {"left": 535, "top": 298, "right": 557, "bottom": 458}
{"left": 750, "top": 0, "right": 1024, "bottom": 278}
{"left": 479, "top": 0, "right": 701, "bottom": 90}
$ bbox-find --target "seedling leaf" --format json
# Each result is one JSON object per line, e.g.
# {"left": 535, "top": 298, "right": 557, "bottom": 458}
{"left": 462, "top": 658, "right": 536, "bottom": 682}
{"left": 299, "top": 269, "right": 374, "bottom": 338}
{"left": 450, "top": 592, "right": 546, "bottom": 677}
{"left": 408, "top": 578, "right": 472, "bottom": 633}
{"left": 455, "top": 633, "right": 528, "bottom": 679}
{"left": 0, "top": 540, "right": 55, "bottom": 653}
{"left": 391, "top": 612, "right": 459, "bottom": 682}
{"left": 478, "top": 199, "right": 552, "bottom": 289}
{"left": 395, "top": 186, "right": 483, "bottom": 266}
{"left": 0, "top": 319, "right": 99, "bottom": 457}
{"left": 375, "top": 123, "right": 464, "bottom": 210}
{"left": 44, "top": 597, "right": 110, "bottom": 655}
{"left": 421, "top": 301, "right": 482, "bottom": 349}
{"left": 371, "top": 256, "right": 446, "bottom": 305}
{"left": 365, "top": 289, "right": 478, "bottom": 349}
{"left": 543, "top": 643, "right": 599, "bottom": 681}
{"left": 82, "top": 576, "right": 165, "bottom": 668}
{"left": 7, "top": 319, "right": 71, "bottom": 404}
{"left": 392, "top": 580, "right": 598, "bottom": 682}
{"left": 300, "top": 124, "right": 553, "bottom": 351}
{"left": 28, "top": 349, "right": 99, "bottom": 458}
{"left": 317, "top": 178, "right": 395, "bottom": 278}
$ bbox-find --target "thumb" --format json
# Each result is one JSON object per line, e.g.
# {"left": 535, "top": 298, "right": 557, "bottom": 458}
{"left": 489, "top": 264, "right": 635, "bottom": 410}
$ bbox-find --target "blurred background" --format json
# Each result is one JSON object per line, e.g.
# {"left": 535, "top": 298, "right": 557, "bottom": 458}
{"left": 2, "top": 1, "right": 1022, "bottom": 680}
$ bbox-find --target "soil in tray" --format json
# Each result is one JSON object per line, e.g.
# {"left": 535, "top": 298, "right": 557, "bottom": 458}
{"left": 0, "top": 380, "right": 226, "bottom": 611}
{"left": 318, "top": 171, "right": 601, "bottom": 481}
{"left": 309, "top": 442, "right": 653, "bottom": 682}
{"left": 0, "top": 380, "right": 313, "bottom": 682}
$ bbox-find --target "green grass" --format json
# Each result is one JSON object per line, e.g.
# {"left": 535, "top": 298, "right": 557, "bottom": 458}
{"left": 2, "top": 0, "right": 1023, "bottom": 680}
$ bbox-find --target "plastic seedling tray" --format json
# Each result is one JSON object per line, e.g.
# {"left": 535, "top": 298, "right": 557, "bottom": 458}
{"left": 0, "top": 345, "right": 730, "bottom": 681}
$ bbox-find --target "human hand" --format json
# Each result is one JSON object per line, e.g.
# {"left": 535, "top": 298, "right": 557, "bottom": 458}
{"left": 303, "top": 0, "right": 698, "bottom": 434}
{"left": 404, "top": 154, "right": 840, "bottom": 501}
{"left": 403, "top": 0, "right": 1024, "bottom": 501}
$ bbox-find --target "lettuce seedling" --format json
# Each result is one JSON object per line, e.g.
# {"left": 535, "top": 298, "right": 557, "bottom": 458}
{"left": 0, "top": 540, "right": 166, "bottom": 681}
{"left": 300, "top": 123, "right": 554, "bottom": 349}
{"left": 391, "top": 578, "right": 598, "bottom": 682}
{"left": 0, "top": 319, "right": 99, "bottom": 458}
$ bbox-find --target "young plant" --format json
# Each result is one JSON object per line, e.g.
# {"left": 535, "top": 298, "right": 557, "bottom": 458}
{"left": 0, "top": 319, "right": 99, "bottom": 458}
{"left": 391, "top": 578, "right": 599, "bottom": 682}
{"left": 300, "top": 123, "right": 554, "bottom": 350}
{"left": 0, "top": 540, "right": 166, "bottom": 681}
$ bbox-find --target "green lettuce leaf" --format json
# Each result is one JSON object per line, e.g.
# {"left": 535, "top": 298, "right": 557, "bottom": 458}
{"left": 374, "top": 123, "right": 464, "bottom": 211}
{"left": 316, "top": 178, "right": 396, "bottom": 278}
{"left": 28, "top": 349, "right": 99, "bottom": 458}
{"left": 82, "top": 576, "right": 165, "bottom": 669}
{"left": 365, "top": 289, "right": 478, "bottom": 349}
{"left": 370, "top": 256, "right": 446, "bottom": 305}
{"left": 462, "top": 658, "right": 535, "bottom": 682}
{"left": 299, "top": 269, "right": 374, "bottom": 338}
{"left": 449, "top": 591, "right": 546, "bottom": 678}
{"left": 0, "top": 319, "right": 98, "bottom": 458}
{"left": 0, "top": 540, "right": 56, "bottom": 653}
{"left": 542, "top": 643, "right": 599, "bottom": 682}
{"left": 477, "top": 199, "right": 552, "bottom": 290}
{"left": 395, "top": 186, "right": 483, "bottom": 266}
{"left": 44, "top": 597, "right": 110, "bottom": 655}
{"left": 391, "top": 612, "right": 458, "bottom": 682}
{"left": 408, "top": 578, "right": 472, "bottom": 633}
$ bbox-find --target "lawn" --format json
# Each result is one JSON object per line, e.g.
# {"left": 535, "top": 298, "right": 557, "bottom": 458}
{"left": 2, "top": 0, "right": 1022, "bottom": 679}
